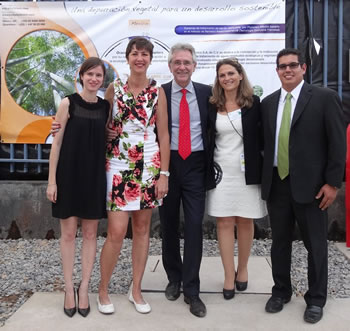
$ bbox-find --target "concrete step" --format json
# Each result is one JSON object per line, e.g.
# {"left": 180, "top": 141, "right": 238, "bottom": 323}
{"left": 2, "top": 256, "right": 350, "bottom": 331}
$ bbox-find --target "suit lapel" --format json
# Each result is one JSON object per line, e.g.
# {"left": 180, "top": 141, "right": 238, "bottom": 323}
{"left": 291, "top": 82, "right": 312, "bottom": 127}
{"left": 192, "top": 82, "right": 207, "bottom": 138}
{"left": 162, "top": 81, "right": 173, "bottom": 141}
{"left": 267, "top": 91, "right": 280, "bottom": 137}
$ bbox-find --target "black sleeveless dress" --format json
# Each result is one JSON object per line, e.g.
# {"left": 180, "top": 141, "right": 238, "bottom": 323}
{"left": 52, "top": 93, "right": 109, "bottom": 219}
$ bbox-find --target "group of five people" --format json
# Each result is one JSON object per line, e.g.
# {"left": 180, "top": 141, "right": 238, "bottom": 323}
{"left": 47, "top": 37, "right": 346, "bottom": 324}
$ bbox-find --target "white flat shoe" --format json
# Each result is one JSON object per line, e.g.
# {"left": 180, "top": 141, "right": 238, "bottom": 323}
{"left": 128, "top": 292, "right": 151, "bottom": 314}
{"left": 97, "top": 295, "right": 115, "bottom": 314}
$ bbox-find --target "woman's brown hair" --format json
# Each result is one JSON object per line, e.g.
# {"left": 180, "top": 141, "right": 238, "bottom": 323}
{"left": 79, "top": 57, "right": 106, "bottom": 87}
{"left": 125, "top": 37, "right": 154, "bottom": 60}
{"left": 210, "top": 58, "right": 253, "bottom": 110}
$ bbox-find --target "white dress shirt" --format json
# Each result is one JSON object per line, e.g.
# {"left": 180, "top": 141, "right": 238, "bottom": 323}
{"left": 273, "top": 80, "right": 304, "bottom": 166}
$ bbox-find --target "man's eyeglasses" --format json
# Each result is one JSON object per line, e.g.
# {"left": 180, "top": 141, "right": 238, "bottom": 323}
{"left": 277, "top": 62, "right": 300, "bottom": 70}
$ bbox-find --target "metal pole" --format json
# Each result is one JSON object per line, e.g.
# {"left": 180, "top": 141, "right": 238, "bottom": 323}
{"left": 309, "top": 0, "right": 314, "bottom": 84}
{"left": 294, "top": 0, "right": 298, "bottom": 48}
{"left": 10, "top": 144, "right": 15, "bottom": 173}
{"left": 338, "top": 0, "right": 343, "bottom": 99}
{"left": 323, "top": 0, "right": 328, "bottom": 87}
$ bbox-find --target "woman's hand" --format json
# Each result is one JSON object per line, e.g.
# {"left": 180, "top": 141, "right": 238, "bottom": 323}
{"left": 50, "top": 116, "right": 61, "bottom": 137}
{"left": 47, "top": 184, "right": 57, "bottom": 203}
{"left": 106, "top": 122, "right": 118, "bottom": 142}
{"left": 155, "top": 175, "right": 169, "bottom": 200}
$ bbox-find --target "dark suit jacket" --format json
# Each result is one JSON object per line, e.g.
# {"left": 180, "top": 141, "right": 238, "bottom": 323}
{"left": 161, "top": 80, "right": 212, "bottom": 188}
{"left": 207, "top": 95, "right": 263, "bottom": 190}
{"left": 261, "top": 82, "right": 346, "bottom": 204}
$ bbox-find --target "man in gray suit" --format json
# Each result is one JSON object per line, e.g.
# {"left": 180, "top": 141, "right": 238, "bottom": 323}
{"left": 261, "top": 48, "right": 346, "bottom": 323}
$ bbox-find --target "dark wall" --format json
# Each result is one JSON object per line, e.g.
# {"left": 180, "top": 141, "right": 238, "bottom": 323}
{"left": 286, "top": 0, "right": 350, "bottom": 123}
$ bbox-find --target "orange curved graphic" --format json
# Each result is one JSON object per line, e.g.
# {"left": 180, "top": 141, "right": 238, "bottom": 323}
{"left": 16, "top": 118, "right": 53, "bottom": 143}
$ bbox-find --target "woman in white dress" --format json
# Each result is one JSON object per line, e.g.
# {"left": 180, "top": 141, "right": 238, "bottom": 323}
{"left": 207, "top": 58, "right": 267, "bottom": 300}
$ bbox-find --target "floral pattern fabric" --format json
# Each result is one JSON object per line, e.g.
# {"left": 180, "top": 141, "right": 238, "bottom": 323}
{"left": 106, "top": 78, "right": 161, "bottom": 211}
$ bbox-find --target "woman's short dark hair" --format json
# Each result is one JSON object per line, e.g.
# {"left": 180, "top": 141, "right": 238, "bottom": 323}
{"left": 125, "top": 37, "right": 154, "bottom": 60}
{"left": 79, "top": 57, "right": 106, "bottom": 87}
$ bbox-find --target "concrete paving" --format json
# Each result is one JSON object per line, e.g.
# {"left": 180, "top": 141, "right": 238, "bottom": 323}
{"left": 2, "top": 256, "right": 350, "bottom": 331}
{"left": 335, "top": 242, "right": 350, "bottom": 260}
{"left": 142, "top": 256, "right": 273, "bottom": 294}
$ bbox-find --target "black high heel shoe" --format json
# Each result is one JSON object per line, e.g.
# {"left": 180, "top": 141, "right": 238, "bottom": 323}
{"left": 223, "top": 288, "right": 235, "bottom": 300}
{"left": 77, "top": 284, "right": 90, "bottom": 317}
{"left": 235, "top": 271, "right": 248, "bottom": 291}
{"left": 236, "top": 280, "right": 248, "bottom": 291}
{"left": 64, "top": 289, "right": 76, "bottom": 318}
{"left": 223, "top": 272, "right": 236, "bottom": 300}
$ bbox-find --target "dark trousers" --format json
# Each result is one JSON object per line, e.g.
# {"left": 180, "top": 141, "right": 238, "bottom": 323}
{"left": 267, "top": 168, "right": 328, "bottom": 307}
{"left": 159, "top": 151, "right": 206, "bottom": 297}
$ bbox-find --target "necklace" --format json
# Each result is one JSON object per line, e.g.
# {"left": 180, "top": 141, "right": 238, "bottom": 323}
{"left": 226, "top": 109, "right": 243, "bottom": 139}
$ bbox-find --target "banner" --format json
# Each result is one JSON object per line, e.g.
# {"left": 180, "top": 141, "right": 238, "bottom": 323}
{"left": 0, "top": 0, "right": 285, "bottom": 143}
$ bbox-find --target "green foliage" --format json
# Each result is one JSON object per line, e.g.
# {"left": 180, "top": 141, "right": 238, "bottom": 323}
{"left": 6, "top": 30, "right": 85, "bottom": 116}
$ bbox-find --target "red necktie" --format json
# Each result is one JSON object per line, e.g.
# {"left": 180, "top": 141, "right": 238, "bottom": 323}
{"left": 178, "top": 89, "right": 191, "bottom": 160}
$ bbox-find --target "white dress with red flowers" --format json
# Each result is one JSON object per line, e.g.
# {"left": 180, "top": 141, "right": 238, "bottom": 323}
{"left": 106, "top": 78, "right": 161, "bottom": 211}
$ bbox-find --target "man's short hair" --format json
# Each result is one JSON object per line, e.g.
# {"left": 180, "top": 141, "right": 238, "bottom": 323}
{"left": 276, "top": 48, "right": 305, "bottom": 67}
{"left": 168, "top": 43, "right": 197, "bottom": 64}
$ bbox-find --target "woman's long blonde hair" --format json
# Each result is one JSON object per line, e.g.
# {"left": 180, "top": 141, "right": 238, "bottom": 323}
{"left": 210, "top": 58, "right": 254, "bottom": 111}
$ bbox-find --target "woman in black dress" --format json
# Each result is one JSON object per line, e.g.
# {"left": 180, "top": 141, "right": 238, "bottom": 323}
{"left": 47, "top": 57, "right": 110, "bottom": 318}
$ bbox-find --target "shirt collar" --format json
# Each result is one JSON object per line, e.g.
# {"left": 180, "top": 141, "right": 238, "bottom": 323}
{"left": 281, "top": 80, "right": 304, "bottom": 101}
{"left": 172, "top": 80, "right": 194, "bottom": 94}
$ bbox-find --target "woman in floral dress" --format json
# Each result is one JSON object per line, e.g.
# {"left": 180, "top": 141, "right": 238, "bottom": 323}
{"left": 97, "top": 37, "right": 170, "bottom": 314}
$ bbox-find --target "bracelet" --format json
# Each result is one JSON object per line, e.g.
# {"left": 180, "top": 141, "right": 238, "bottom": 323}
{"left": 160, "top": 170, "right": 170, "bottom": 177}
{"left": 47, "top": 184, "right": 56, "bottom": 186}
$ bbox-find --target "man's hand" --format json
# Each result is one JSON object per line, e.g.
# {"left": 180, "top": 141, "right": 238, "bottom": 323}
{"left": 315, "top": 184, "right": 338, "bottom": 210}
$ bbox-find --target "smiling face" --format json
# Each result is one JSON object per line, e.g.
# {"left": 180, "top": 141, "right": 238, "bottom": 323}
{"left": 168, "top": 50, "right": 196, "bottom": 88}
{"left": 127, "top": 45, "right": 151, "bottom": 75}
{"left": 80, "top": 65, "right": 104, "bottom": 92}
{"left": 276, "top": 54, "right": 306, "bottom": 91}
{"left": 218, "top": 64, "right": 242, "bottom": 93}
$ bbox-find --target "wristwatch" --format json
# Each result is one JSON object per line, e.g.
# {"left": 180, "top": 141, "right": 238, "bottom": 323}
{"left": 160, "top": 170, "right": 170, "bottom": 177}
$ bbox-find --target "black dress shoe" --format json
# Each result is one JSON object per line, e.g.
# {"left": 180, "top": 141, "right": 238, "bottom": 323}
{"left": 265, "top": 296, "right": 291, "bottom": 313}
{"left": 184, "top": 295, "right": 207, "bottom": 318}
{"left": 64, "top": 290, "right": 76, "bottom": 318}
{"left": 304, "top": 305, "right": 323, "bottom": 324}
{"left": 77, "top": 284, "right": 90, "bottom": 317}
{"left": 236, "top": 280, "right": 248, "bottom": 291}
{"left": 223, "top": 288, "right": 235, "bottom": 300}
{"left": 165, "top": 282, "right": 181, "bottom": 301}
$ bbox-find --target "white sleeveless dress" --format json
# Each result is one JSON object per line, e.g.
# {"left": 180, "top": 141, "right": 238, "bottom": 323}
{"left": 207, "top": 110, "right": 267, "bottom": 218}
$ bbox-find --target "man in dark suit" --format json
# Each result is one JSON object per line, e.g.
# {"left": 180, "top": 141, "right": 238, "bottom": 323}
{"left": 159, "top": 43, "right": 211, "bottom": 318}
{"left": 261, "top": 48, "right": 346, "bottom": 323}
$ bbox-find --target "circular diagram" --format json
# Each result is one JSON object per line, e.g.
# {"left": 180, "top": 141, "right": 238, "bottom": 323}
{"left": 102, "top": 36, "right": 171, "bottom": 85}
